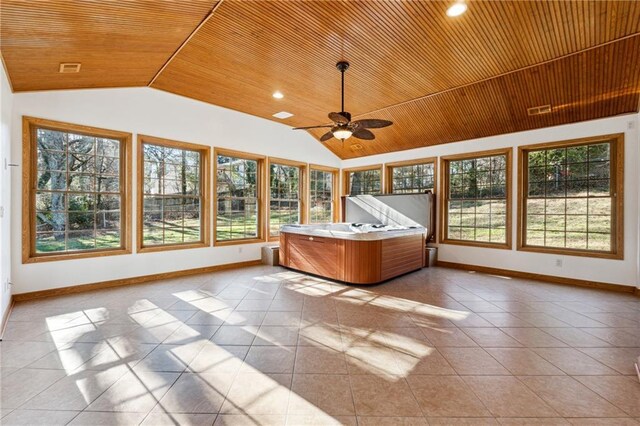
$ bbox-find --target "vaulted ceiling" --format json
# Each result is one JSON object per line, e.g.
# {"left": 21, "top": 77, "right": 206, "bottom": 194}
{"left": 2, "top": 0, "right": 639, "bottom": 159}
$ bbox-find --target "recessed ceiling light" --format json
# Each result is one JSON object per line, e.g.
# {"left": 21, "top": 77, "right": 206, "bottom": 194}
{"left": 272, "top": 91, "right": 284, "bottom": 99}
{"left": 273, "top": 111, "right": 294, "bottom": 119}
{"left": 446, "top": 1, "right": 467, "bottom": 17}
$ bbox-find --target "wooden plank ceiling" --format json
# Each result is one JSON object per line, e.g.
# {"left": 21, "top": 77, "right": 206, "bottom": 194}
{"left": 0, "top": 0, "right": 216, "bottom": 90}
{"left": 318, "top": 35, "right": 640, "bottom": 158}
{"left": 2, "top": 1, "right": 639, "bottom": 159}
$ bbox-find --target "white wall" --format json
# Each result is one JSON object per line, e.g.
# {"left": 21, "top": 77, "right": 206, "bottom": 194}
{"left": 8, "top": 85, "right": 640, "bottom": 294}
{"left": 343, "top": 114, "right": 640, "bottom": 289}
{"left": 11, "top": 87, "right": 341, "bottom": 294}
{"left": 1, "top": 63, "right": 13, "bottom": 317}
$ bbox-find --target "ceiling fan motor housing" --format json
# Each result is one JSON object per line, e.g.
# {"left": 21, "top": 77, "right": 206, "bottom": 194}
{"left": 336, "top": 61, "right": 350, "bottom": 72}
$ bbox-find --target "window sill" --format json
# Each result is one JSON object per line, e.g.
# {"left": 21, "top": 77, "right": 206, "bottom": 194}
{"left": 137, "top": 242, "right": 209, "bottom": 254}
{"left": 214, "top": 237, "right": 266, "bottom": 247}
{"left": 23, "top": 247, "right": 132, "bottom": 264}
{"left": 517, "top": 245, "right": 623, "bottom": 260}
{"left": 439, "top": 239, "right": 512, "bottom": 250}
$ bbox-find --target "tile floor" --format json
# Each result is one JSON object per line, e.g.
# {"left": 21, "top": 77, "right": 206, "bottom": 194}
{"left": 1, "top": 265, "right": 639, "bottom": 425}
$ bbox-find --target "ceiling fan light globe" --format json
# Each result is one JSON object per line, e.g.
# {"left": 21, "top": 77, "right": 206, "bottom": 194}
{"left": 333, "top": 128, "right": 353, "bottom": 140}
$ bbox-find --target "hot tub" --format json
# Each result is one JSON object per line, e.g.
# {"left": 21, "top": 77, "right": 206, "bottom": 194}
{"left": 279, "top": 223, "right": 426, "bottom": 284}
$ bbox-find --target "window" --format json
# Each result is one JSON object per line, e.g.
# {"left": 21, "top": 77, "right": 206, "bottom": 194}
{"left": 518, "top": 134, "right": 623, "bottom": 259}
{"left": 344, "top": 165, "right": 382, "bottom": 196}
{"left": 441, "top": 149, "right": 512, "bottom": 248}
{"left": 215, "top": 149, "right": 265, "bottom": 244}
{"left": 309, "top": 165, "right": 338, "bottom": 223}
{"left": 22, "top": 116, "right": 132, "bottom": 263}
{"left": 386, "top": 158, "right": 436, "bottom": 194}
{"left": 268, "top": 158, "right": 305, "bottom": 238}
{"left": 138, "top": 135, "right": 209, "bottom": 252}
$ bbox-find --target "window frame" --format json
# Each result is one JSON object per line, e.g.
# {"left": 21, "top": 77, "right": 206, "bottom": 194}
{"left": 308, "top": 164, "right": 339, "bottom": 223}
{"left": 267, "top": 157, "right": 307, "bottom": 241}
{"left": 22, "top": 116, "right": 133, "bottom": 263}
{"left": 517, "top": 134, "right": 624, "bottom": 259}
{"left": 439, "top": 147, "right": 513, "bottom": 250}
{"left": 137, "top": 134, "right": 210, "bottom": 253}
{"left": 213, "top": 148, "right": 267, "bottom": 246}
{"left": 385, "top": 157, "right": 437, "bottom": 195}
{"left": 342, "top": 164, "right": 384, "bottom": 196}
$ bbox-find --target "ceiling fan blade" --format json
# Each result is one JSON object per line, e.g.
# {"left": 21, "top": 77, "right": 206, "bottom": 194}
{"left": 328, "top": 112, "right": 349, "bottom": 124}
{"left": 292, "top": 125, "right": 333, "bottom": 130}
{"left": 352, "top": 128, "right": 375, "bottom": 140}
{"left": 352, "top": 119, "right": 393, "bottom": 129}
{"left": 320, "top": 131, "right": 334, "bottom": 142}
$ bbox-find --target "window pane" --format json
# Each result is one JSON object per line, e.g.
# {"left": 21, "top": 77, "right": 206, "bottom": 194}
{"left": 67, "top": 230, "right": 96, "bottom": 251}
{"left": 216, "top": 155, "right": 260, "bottom": 241}
{"left": 96, "top": 230, "right": 121, "bottom": 249}
{"left": 349, "top": 169, "right": 381, "bottom": 195}
{"left": 527, "top": 230, "right": 545, "bottom": 246}
{"left": 526, "top": 199, "right": 544, "bottom": 215}
{"left": 35, "top": 232, "right": 66, "bottom": 253}
{"left": 445, "top": 154, "right": 507, "bottom": 244}
{"left": 588, "top": 233, "right": 610, "bottom": 251}
{"left": 141, "top": 142, "right": 203, "bottom": 246}
{"left": 270, "top": 163, "right": 301, "bottom": 236}
{"left": 34, "top": 126, "right": 123, "bottom": 254}
{"left": 524, "top": 140, "right": 615, "bottom": 253}
{"left": 566, "top": 232, "right": 587, "bottom": 250}
{"left": 310, "top": 169, "right": 334, "bottom": 224}
{"left": 527, "top": 214, "right": 545, "bottom": 231}
{"left": 566, "top": 215, "right": 587, "bottom": 232}
{"left": 68, "top": 174, "right": 95, "bottom": 192}
{"left": 390, "top": 162, "right": 434, "bottom": 194}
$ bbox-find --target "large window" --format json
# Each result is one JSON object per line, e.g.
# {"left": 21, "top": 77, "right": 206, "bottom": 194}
{"left": 441, "top": 149, "right": 511, "bottom": 248}
{"left": 269, "top": 159, "right": 305, "bottom": 237}
{"left": 309, "top": 166, "right": 338, "bottom": 223}
{"left": 23, "top": 117, "right": 132, "bottom": 262}
{"left": 138, "top": 135, "right": 209, "bottom": 252}
{"left": 386, "top": 159, "right": 436, "bottom": 194}
{"left": 518, "top": 134, "right": 623, "bottom": 258}
{"left": 215, "top": 149, "right": 264, "bottom": 243}
{"left": 344, "top": 165, "right": 382, "bottom": 196}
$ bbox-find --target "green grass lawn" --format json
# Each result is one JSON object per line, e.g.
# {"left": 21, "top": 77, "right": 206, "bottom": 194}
{"left": 36, "top": 231, "right": 122, "bottom": 252}
{"left": 36, "top": 211, "right": 303, "bottom": 252}
{"left": 216, "top": 209, "right": 323, "bottom": 240}
{"left": 36, "top": 218, "right": 202, "bottom": 252}
{"left": 142, "top": 218, "right": 201, "bottom": 246}
{"left": 448, "top": 197, "right": 611, "bottom": 250}
{"left": 36, "top": 199, "right": 610, "bottom": 253}
{"left": 216, "top": 212, "right": 259, "bottom": 241}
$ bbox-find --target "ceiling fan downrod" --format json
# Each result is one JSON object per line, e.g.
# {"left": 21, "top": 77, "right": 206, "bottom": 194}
{"left": 336, "top": 61, "right": 349, "bottom": 114}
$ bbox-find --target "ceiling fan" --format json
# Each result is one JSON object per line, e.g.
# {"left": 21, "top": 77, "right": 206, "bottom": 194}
{"left": 293, "top": 61, "right": 393, "bottom": 142}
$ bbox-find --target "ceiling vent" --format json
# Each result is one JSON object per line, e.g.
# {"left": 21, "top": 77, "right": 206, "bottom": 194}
{"left": 59, "top": 63, "right": 81, "bottom": 73}
{"left": 527, "top": 104, "right": 552, "bottom": 116}
{"left": 272, "top": 111, "right": 293, "bottom": 119}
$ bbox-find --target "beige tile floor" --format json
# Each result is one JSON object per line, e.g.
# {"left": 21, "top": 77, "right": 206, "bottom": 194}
{"left": 1, "top": 265, "right": 639, "bottom": 425}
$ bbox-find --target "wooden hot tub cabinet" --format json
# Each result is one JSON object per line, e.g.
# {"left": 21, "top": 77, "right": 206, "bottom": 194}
{"left": 279, "top": 231, "right": 425, "bottom": 284}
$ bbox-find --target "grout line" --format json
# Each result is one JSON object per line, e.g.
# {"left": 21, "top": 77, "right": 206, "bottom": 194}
{"left": 4, "top": 267, "right": 639, "bottom": 423}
